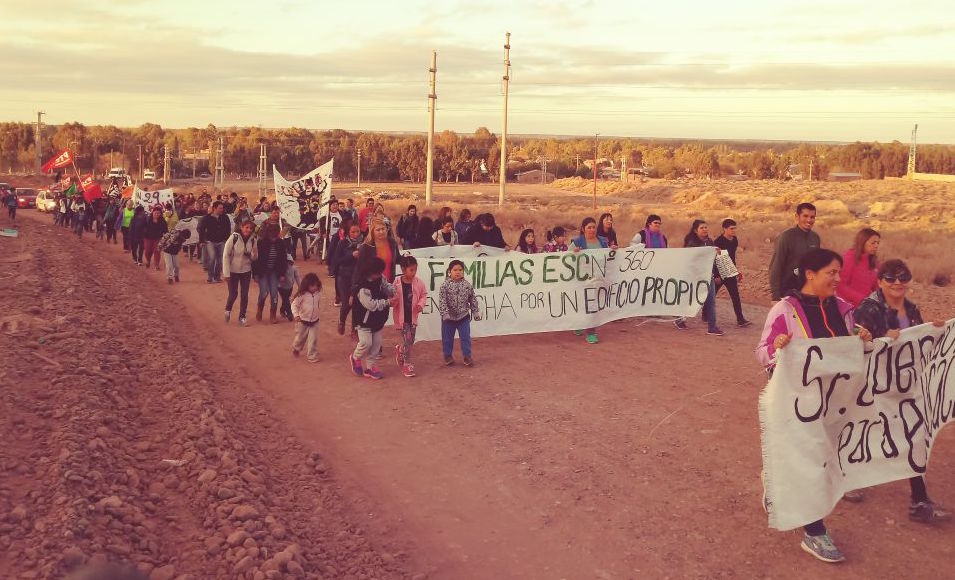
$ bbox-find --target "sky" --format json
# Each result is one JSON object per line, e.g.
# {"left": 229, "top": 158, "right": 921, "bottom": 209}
{"left": 3, "top": 0, "right": 955, "bottom": 143}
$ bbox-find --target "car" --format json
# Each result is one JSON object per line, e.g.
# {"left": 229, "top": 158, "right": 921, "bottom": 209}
{"left": 36, "top": 190, "right": 57, "bottom": 212}
{"left": 14, "top": 188, "right": 38, "bottom": 209}
{"left": 143, "top": 169, "right": 156, "bottom": 180}
{"left": 107, "top": 167, "right": 127, "bottom": 180}
{"left": 199, "top": 172, "right": 211, "bottom": 179}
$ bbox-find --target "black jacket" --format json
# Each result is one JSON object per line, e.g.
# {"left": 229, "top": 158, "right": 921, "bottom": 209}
{"left": 396, "top": 214, "right": 419, "bottom": 241}
{"left": 129, "top": 214, "right": 147, "bottom": 239}
{"left": 143, "top": 217, "right": 168, "bottom": 240}
{"left": 352, "top": 278, "right": 391, "bottom": 331}
{"left": 199, "top": 213, "right": 232, "bottom": 244}
{"left": 253, "top": 238, "right": 289, "bottom": 278}
{"left": 461, "top": 225, "right": 507, "bottom": 248}
{"left": 333, "top": 236, "right": 362, "bottom": 278}
{"left": 853, "top": 290, "right": 924, "bottom": 339}
{"left": 352, "top": 239, "right": 400, "bottom": 289}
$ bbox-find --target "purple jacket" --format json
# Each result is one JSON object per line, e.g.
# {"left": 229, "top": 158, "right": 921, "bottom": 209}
{"left": 755, "top": 294, "right": 854, "bottom": 368}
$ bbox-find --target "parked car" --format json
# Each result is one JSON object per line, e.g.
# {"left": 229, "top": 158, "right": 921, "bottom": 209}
{"left": 107, "top": 167, "right": 127, "bottom": 180}
{"left": 143, "top": 169, "right": 156, "bottom": 180}
{"left": 36, "top": 190, "right": 57, "bottom": 212}
{"left": 199, "top": 172, "right": 211, "bottom": 179}
{"left": 14, "top": 188, "right": 38, "bottom": 209}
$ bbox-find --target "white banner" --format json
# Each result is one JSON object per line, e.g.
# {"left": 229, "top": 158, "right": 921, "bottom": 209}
{"left": 273, "top": 160, "right": 333, "bottom": 231}
{"left": 760, "top": 320, "right": 955, "bottom": 530}
{"left": 408, "top": 247, "right": 715, "bottom": 341}
{"left": 133, "top": 186, "right": 174, "bottom": 211}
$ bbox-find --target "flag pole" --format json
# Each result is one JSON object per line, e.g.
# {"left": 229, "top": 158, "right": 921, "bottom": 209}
{"left": 70, "top": 160, "right": 85, "bottom": 195}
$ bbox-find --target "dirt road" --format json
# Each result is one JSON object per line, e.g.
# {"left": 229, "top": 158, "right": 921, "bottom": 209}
{"left": 4, "top": 211, "right": 955, "bottom": 579}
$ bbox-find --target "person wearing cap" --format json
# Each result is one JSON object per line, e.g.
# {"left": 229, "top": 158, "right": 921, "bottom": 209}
{"left": 278, "top": 253, "right": 301, "bottom": 322}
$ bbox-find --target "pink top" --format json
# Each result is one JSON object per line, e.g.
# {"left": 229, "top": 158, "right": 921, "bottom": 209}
{"left": 837, "top": 248, "right": 878, "bottom": 307}
{"left": 391, "top": 276, "right": 428, "bottom": 328}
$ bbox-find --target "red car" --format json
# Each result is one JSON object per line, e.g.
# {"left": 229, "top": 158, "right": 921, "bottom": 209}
{"left": 14, "top": 188, "right": 38, "bottom": 209}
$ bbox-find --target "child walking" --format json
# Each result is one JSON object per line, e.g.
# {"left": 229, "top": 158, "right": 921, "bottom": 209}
{"left": 438, "top": 260, "right": 481, "bottom": 366}
{"left": 279, "top": 254, "right": 301, "bottom": 321}
{"left": 350, "top": 257, "right": 395, "bottom": 380}
{"left": 291, "top": 273, "right": 322, "bottom": 363}
{"left": 391, "top": 255, "right": 428, "bottom": 378}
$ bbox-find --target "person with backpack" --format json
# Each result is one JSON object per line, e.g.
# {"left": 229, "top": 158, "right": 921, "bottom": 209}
{"left": 222, "top": 220, "right": 258, "bottom": 326}
{"left": 349, "top": 256, "right": 395, "bottom": 380}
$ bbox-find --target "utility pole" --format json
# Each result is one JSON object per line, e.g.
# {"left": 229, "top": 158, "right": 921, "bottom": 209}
{"left": 575, "top": 154, "right": 580, "bottom": 174}
{"left": 109, "top": 150, "right": 113, "bottom": 172}
{"left": 907, "top": 123, "right": 918, "bottom": 177}
{"left": 258, "top": 143, "right": 267, "bottom": 197}
{"left": 163, "top": 145, "right": 171, "bottom": 183}
{"left": 498, "top": 32, "right": 510, "bottom": 207}
{"left": 425, "top": 50, "right": 437, "bottom": 205}
{"left": 592, "top": 133, "right": 598, "bottom": 210}
{"left": 357, "top": 149, "right": 363, "bottom": 187}
{"left": 137, "top": 144, "right": 143, "bottom": 183}
{"left": 35, "top": 111, "right": 45, "bottom": 173}
{"left": 214, "top": 136, "right": 225, "bottom": 187}
{"left": 192, "top": 147, "right": 197, "bottom": 179}
{"left": 808, "top": 159, "right": 813, "bottom": 181}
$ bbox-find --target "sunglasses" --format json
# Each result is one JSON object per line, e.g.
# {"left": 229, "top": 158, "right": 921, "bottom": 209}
{"left": 881, "top": 273, "right": 912, "bottom": 284}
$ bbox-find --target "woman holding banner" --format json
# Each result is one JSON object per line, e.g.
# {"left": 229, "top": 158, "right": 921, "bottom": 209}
{"left": 676, "top": 220, "right": 723, "bottom": 335}
{"left": 569, "top": 217, "right": 612, "bottom": 344}
{"left": 756, "top": 248, "right": 871, "bottom": 563}
{"left": 852, "top": 259, "right": 951, "bottom": 524}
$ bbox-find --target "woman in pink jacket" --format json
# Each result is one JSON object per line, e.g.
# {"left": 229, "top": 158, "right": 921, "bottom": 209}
{"left": 391, "top": 255, "right": 428, "bottom": 378}
{"left": 836, "top": 228, "right": 880, "bottom": 307}
{"left": 756, "top": 248, "right": 872, "bottom": 564}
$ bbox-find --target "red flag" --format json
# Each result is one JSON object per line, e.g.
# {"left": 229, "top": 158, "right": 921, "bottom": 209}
{"left": 41, "top": 149, "right": 73, "bottom": 173}
{"left": 80, "top": 174, "right": 103, "bottom": 202}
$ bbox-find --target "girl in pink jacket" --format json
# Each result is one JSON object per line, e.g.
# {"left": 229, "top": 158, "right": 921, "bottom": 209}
{"left": 836, "top": 228, "right": 880, "bottom": 307}
{"left": 391, "top": 255, "right": 428, "bottom": 377}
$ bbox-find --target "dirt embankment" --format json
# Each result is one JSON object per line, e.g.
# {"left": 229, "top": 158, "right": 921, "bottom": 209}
{"left": 0, "top": 218, "right": 410, "bottom": 579}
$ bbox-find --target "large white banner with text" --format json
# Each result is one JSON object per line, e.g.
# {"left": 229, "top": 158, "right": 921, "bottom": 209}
{"left": 760, "top": 321, "right": 955, "bottom": 530}
{"left": 408, "top": 247, "right": 715, "bottom": 341}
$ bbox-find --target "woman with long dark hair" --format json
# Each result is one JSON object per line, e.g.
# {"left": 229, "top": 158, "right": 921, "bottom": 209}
{"left": 836, "top": 227, "right": 880, "bottom": 307}
{"left": 676, "top": 219, "right": 723, "bottom": 335}
{"left": 596, "top": 213, "right": 618, "bottom": 247}
{"left": 756, "top": 248, "right": 872, "bottom": 563}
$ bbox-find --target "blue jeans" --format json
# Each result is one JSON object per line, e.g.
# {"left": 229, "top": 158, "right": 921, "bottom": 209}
{"left": 702, "top": 280, "right": 718, "bottom": 331}
{"left": 441, "top": 316, "right": 472, "bottom": 359}
{"left": 205, "top": 241, "right": 225, "bottom": 281}
{"left": 257, "top": 271, "right": 279, "bottom": 305}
